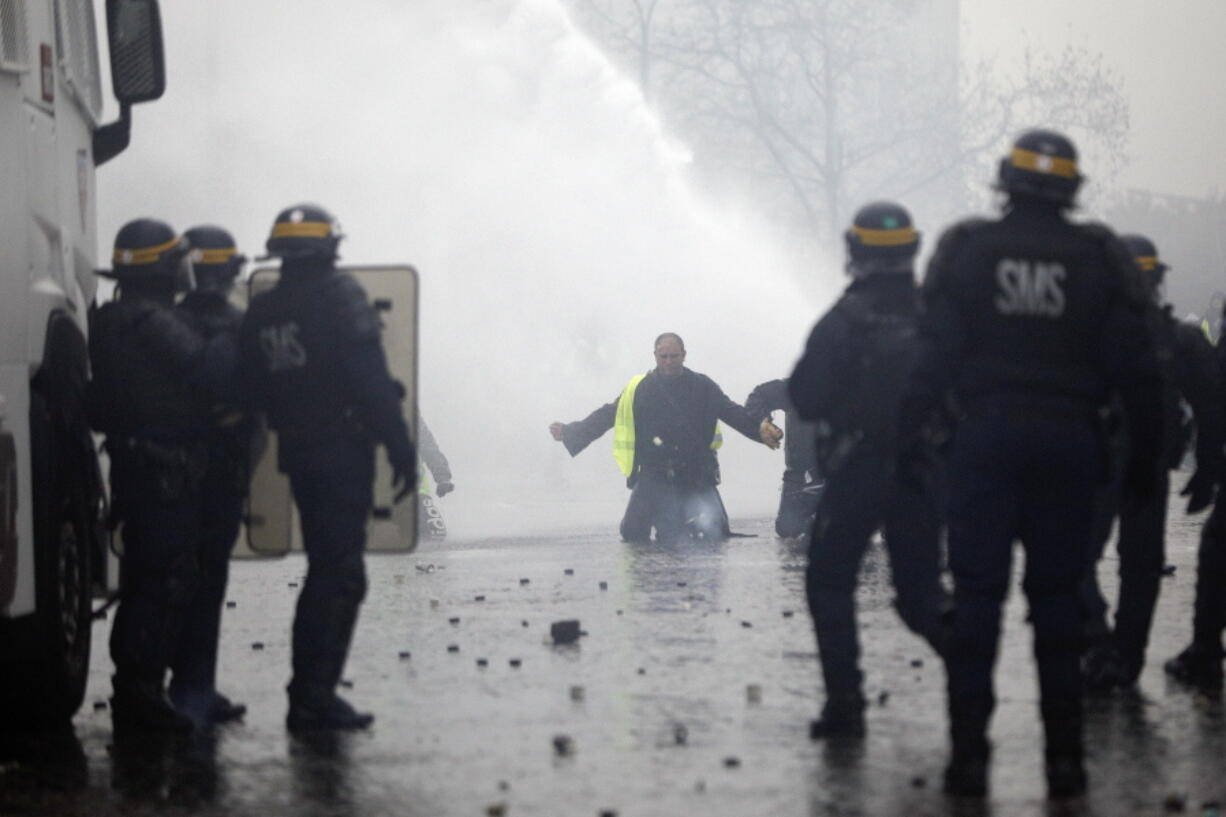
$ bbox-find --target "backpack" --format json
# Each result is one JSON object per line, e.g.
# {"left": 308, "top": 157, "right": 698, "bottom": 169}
{"left": 825, "top": 292, "right": 921, "bottom": 455}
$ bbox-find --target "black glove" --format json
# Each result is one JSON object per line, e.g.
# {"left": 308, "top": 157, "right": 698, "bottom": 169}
{"left": 389, "top": 442, "right": 416, "bottom": 503}
{"left": 435, "top": 481, "right": 455, "bottom": 498}
{"left": 1181, "top": 469, "right": 1216, "bottom": 514}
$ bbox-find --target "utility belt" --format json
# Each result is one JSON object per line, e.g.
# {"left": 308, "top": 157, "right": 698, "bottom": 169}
{"left": 104, "top": 435, "right": 207, "bottom": 518}
{"left": 274, "top": 407, "right": 368, "bottom": 446}
{"left": 960, "top": 392, "right": 1100, "bottom": 426}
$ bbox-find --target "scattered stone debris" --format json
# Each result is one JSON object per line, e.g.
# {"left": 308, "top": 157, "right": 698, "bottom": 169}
{"left": 429, "top": 599, "right": 439, "bottom": 608}
{"left": 521, "top": 620, "right": 529, "bottom": 628}
{"left": 569, "top": 685, "right": 585, "bottom": 701}
{"left": 616, "top": 610, "right": 624, "bottom": 616}
{"left": 782, "top": 610, "right": 794, "bottom": 618}
{"left": 288, "top": 582, "right": 298, "bottom": 588}
{"left": 509, "top": 658, "right": 522, "bottom": 668}
{"left": 723, "top": 756, "right": 741, "bottom": 769}
{"left": 550, "top": 619, "right": 582, "bottom": 644}
{"left": 637, "top": 668, "right": 646, "bottom": 675}
{"left": 741, "top": 621, "right": 753, "bottom": 628}
{"left": 520, "top": 578, "right": 530, "bottom": 586}
{"left": 497, "top": 780, "right": 510, "bottom": 792}
{"left": 746, "top": 684, "right": 762, "bottom": 704}
{"left": 599, "top": 581, "right": 608, "bottom": 591}
{"left": 449, "top": 616, "right": 461, "bottom": 625}
{"left": 477, "top": 658, "right": 488, "bottom": 668}
{"left": 93, "top": 700, "right": 107, "bottom": 711}
{"left": 474, "top": 595, "right": 486, "bottom": 602}
{"left": 339, "top": 679, "right": 353, "bottom": 689}
{"left": 1163, "top": 564, "right": 1178, "bottom": 577}
{"left": 910, "top": 659, "right": 923, "bottom": 668}
{"left": 599, "top": 810, "right": 618, "bottom": 817}
{"left": 486, "top": 803, "right": 507, "bottom": 817}
{"left": 878, "top": 691, "right": 890, "bottom": 706}
{"left": 225, "top": 601, "right": 237, "bottom": 609}
{"left": 673, "top": 723, "right": 688, "bottom": 745}
{"left": 564, "top": 568, "right": 575, "bottom": 576}
{"left": 251, "top": 642, "right": 265, "bottom": 650}
{"left": 447, "top": 644, "right": 460, "bottom": 653}
{"left": 553, "top": 734, "right": 574, "bottom": 756}
{"left": 677, "top": 582, "right": 687, "bottom": 587}
{"left": 398, "top": 651, "right": 411, "bottom": 660}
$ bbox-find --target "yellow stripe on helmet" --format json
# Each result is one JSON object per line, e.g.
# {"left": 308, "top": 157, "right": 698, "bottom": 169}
{"left": 271, "top": 221, "right": 333, "bottom": 239}
{"left": 851, "top": 225, "right": 917, "bottom": 247}
{"left": 1010, "top": 148, "right": 1079, "bottom": 179}
{"left": 192, "top": 247, "right": 238, "bottom": 265}
{"left": 1135, "top": 255, "right": 1159, "bottom": 271}
{"left": 112, "top": 236, "right": 181, "bottom": 266}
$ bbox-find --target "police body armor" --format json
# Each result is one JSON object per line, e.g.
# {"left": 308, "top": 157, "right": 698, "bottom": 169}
{"left": 89, "top": 299, "right": 205, "bottom": 441}
{"left": 244, "top": 270, "right": 378, "bottom": 454}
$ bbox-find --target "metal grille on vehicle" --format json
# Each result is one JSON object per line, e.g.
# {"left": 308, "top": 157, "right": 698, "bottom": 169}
{"left": 55, "top": 0, "right": 101, "bottom": 117}
{"left": 0, "top": 0, "right": 29, "bottom": 72}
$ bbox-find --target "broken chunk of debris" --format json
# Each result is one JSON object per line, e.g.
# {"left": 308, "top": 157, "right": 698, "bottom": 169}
{"left": 564, "top": 568, "right": 574, "bottom": 576}
{"left": 449, "top": 616, "right": 461, "bottom": 625}
{"left": 251, "top": 642, "right": 264, "bottom": 650}
{"left": 398, "top": 651, "right": 411, "bottom": 660}
{"left": 477, "top": 658, "right": 488, "bottom": 668}
{"left": 553, "top": 734, "right": 574, "bottom": 756}
{"left": 550, "top": 619, "right": 582, "bottom": 644}
{"left": 225, "top": 601, "right": 237, "bottom": 609}
{"left": 509, "top": 658, "right": 522, "bottom": 668}
{"left": 569, "top": 685, "right": 585, "bottom": 701}
{"left": 447, "top": 644, "right": 460, "bottom": 653}
{"left": 723, "top": 756, "right": 741, "bottom": 769}
{"left": 599, "top": 581, "right": 608, "bottom": 591}
{"left": 673, "top": 723, "right": 688, "bottom": 745}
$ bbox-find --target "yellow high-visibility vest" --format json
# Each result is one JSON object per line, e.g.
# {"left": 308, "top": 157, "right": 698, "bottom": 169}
{"left": 612, "top": 373, "right": 722, "bottom": 477}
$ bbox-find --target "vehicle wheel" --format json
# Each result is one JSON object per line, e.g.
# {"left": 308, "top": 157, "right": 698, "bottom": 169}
{"left": 0, "top": 391, "right": 93, "bottom": 729}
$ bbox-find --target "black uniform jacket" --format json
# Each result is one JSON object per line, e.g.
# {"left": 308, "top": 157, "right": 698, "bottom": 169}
{"left": 560, "top": 367, "right": 761, "bottom": 488}
{"left": 904, "top": 201, "right": 1161, "bottom": 468}
{"left": 88, "top": 294, "right": 219, "bottom": 442}
{"left": 236, "top": 267, "right": 413, "bottom": 466}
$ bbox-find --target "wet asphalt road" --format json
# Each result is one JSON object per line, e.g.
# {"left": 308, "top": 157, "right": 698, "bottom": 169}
{"left": 1, "top": 492, "right": 1225, "bottom": 817}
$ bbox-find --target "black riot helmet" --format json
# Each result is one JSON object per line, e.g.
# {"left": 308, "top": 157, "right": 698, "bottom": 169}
{"left": 844, "top": 201, "right": 920, "bottom": 277}
{"left": 1120, "top": 233, "right": 1168, "bottom": 296}
{"left": 996, "top": 128, "right": 1083, "bottom": 207}
{"left": 184, "top": 225, "right": 245, "bottom": 294}
{"left": 263, "top": 203, "right": 343, "bottom": 263}
{"left": 102, "top": 218, "right": 193, "bottom": 292}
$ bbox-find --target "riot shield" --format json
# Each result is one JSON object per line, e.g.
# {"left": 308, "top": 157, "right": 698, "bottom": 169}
{"left": 241, "top": 265, "right": 420, "bottom": 556}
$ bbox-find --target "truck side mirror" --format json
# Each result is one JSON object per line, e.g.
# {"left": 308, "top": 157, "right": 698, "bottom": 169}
{"left": 105, "top": 0, "right": 165, "bottom": 106}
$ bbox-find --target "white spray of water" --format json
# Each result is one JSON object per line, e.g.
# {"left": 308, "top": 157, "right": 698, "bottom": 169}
{"left": 98, "top": 0, "right": 841, "bottom": 538}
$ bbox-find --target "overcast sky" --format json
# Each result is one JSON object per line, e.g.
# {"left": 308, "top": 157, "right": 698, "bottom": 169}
{"left": 964, "top": 0, "right": 1226, "bottom": 199}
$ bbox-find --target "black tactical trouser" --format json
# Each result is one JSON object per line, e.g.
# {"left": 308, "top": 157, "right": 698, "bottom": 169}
{"left": 170, "top": 440, "right": 245, "bottom": 699}
{"left": 1192, "top": 501, "right": 1226, "bottom": 655}
{"left": 109, "top": 447, "right": 202, "bottom": 693}
{"left": 805, "top": 452, "right": 945, "bottom": 705}
{"left": 776, "top": 468, "right": 823, "bottom": 539}
{"left": 284, "top": 438, "right": 373, "bottom": 704}
{"left": 945, "top": 412, "right": 1098, "bottom": 760}
{"left": 1079, "top": 470, "right": 1171, "bottom": 678}
{"left": 619, "top": 470, "right": 725, "bottom": 545}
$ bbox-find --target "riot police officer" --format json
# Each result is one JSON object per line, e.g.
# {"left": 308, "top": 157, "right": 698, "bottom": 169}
{"left": 744, "top": 378, "right": 822, "bottom": 539}
{"left": 1166, "top": 294, "right": 1226, "bottom": 692}
{"left": 788, "top": 201, "right": 948, "bottom": 739}
{"left": 236, "top": 204, "right": 416, "bottom": 731}
{"left": 166, "top": 225, "right": 252, "bottom": 727}
{"left": 89, "top": 219, "right": 232, "bottom": 732}
{"left": 1080, "top": 235, "right": 1223, "bottom": 691}
{"left": 902, "top": 130, "right": 1162, "bottom": 798}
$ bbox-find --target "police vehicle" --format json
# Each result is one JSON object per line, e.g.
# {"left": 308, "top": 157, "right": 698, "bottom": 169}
{"left": 0, "top": 0, "right": 165, "bottom": 727}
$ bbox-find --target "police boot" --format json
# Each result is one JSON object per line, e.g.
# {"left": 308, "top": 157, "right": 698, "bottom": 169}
{"left": 111, "top": 675, "right": 194, "bottom": 734}
{"left": 1082, "top": 639, "right": 1129, "bottom": 693}
{"left": 1164, "top": 644, "right": 1224, "bottom": 692}
{"left": 808, "top": 692, "right": 865, "bottom": 739}
{"left": 286, "top": 685, "right": 374, "bottom": 732}
{"left": 168, "top": 684, "right": 247, "bottom": 729}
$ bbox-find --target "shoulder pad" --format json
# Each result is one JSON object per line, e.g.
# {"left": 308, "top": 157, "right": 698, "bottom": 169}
{"left": 328, "top": 273, "right": 380, "bottom": 341}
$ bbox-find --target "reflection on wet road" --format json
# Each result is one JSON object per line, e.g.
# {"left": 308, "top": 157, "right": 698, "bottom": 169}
{"left": 1, "top": 510, "right": 1223, "bottom": 816}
